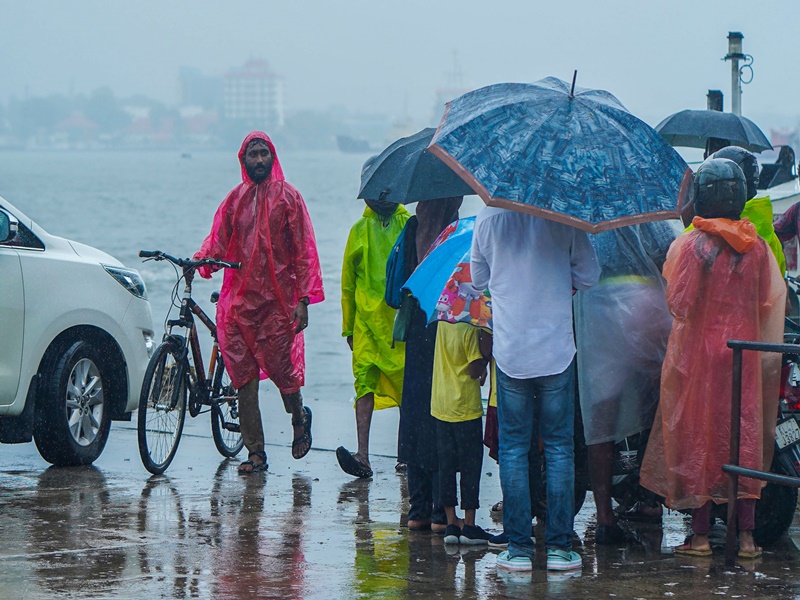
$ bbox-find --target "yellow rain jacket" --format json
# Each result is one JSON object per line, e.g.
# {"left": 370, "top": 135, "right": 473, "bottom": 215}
{"left": 342, "top": 204, "right": 411, "bottom": 409}
{"left": 684, "top": 196, "right": 786, "bottom": 275}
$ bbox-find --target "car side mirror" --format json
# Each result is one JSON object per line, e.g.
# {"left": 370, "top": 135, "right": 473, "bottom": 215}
{"left": 0, "top": 211, "right": 18, "bottom": 243}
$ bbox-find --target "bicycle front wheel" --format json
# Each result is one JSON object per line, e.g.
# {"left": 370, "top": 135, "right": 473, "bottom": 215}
{"left": 210, "top": 360, "right": 244, "bottom": 458}
{"left": 138, "top": 342, "right": 187, "bottom": 474}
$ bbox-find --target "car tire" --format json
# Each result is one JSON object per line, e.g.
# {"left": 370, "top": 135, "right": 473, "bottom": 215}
{"left": 34, "top": 340, "right": 112, "bottom": 466}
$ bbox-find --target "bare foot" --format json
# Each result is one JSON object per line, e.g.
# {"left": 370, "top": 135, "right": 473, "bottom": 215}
{"left": 738, "top": 531, "right": 762, "bottom": 555}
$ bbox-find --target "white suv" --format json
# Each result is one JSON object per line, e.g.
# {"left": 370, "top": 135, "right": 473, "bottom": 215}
{"left": 0, "top": 197, "right": 154, "bottom": 466}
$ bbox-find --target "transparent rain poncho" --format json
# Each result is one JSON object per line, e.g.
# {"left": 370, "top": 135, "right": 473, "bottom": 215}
{"left": 574, "top": 221, "right": 676, "bottom": 446}
{"left": 640, "top": 217, "right": 785, "bottom": 510}
{"left": 194, "top": 131, "right": 324, "bottom": 391}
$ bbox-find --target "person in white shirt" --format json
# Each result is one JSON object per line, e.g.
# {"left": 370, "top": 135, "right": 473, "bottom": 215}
{"left": 471, "top": 207, "right": 599, "bottom": 572}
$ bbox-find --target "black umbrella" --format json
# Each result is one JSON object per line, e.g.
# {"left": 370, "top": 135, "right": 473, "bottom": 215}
{"left": 655, "top": 109, "right": 772, "bottom": 153}
{"left": 358, "top": 128, "right": 474, "bottom": 204}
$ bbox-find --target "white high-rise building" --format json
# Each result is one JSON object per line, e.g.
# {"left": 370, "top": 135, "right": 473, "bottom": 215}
{"left": 224, "top": 59, "right": 284, "bottom": 128}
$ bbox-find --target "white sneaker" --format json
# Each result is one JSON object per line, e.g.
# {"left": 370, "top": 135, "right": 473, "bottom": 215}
{"left": 496, "top": 550, "right": 533, "bottom": 571}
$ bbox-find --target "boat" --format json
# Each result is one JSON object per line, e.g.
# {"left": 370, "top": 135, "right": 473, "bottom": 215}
{"left": 336, "top": 135, "right": 373, "bottom": 154}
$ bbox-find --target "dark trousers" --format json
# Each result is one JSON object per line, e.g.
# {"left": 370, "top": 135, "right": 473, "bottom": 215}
{"left": 407, "top": 464, "right": 446, "bottom": 524}
{"left": 692, "top": 499, "right": 756, "bottom": 534}
{"left": 437, "top": 417, "right": 484, "bottom": 510}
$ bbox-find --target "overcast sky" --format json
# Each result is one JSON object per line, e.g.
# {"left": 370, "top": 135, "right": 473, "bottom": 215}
{"left": 3, "top": 1, "right": 800, "bottom": 130}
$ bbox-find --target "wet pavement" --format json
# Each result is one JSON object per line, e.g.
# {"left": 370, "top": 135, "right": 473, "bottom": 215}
{"left": 2, "top": 393, "right": 800, "bottom": 599}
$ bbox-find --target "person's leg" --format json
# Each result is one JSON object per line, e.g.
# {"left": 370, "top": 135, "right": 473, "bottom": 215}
{"left": 280, "top": 390, "right": 310, "bottom": 459}
{"left": 587, "top": 442, "right": 615, "bottom": 525}
{"left": 430, "top": 471, "right": 449, "bottom": 531}
{"left": 436, "top": 420, "right": 459, "bottom": 523}
{"left": 497, "top": 367, "right": 536, "bottom": 560}
{"left": 736, "top": 498, "right": 759, "bottom": 553}
{"left": 458, "top": 418, "right": 483, "bottom": 519}
{"left": 354, "top": 392, "right": 375, "bottom": 469}
{"left": 407, "top": 464, "right": 433, "bottom": 529}
{"left": 682, "top": 501, "right": 712, "bottom": 551}
{"left": 535, "top": 362, "right": 576, "bottom": 552}
{"left": 237, "top": 378, "right": 267, "bottom": 472}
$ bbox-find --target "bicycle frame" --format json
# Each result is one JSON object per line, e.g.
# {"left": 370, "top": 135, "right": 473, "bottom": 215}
{"left": 164, "top": 276, "right": 223, "bottom": 416}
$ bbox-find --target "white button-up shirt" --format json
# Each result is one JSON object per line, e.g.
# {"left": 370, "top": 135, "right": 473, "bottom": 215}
{"left": 470, "top": 207, "right": 600, "bottom": 379}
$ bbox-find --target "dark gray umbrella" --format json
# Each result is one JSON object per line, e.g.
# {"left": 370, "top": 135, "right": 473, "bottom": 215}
{"left": 655, "top": 109, "right": 772, "bottom": 153}
{"left": 358, "top": 128, "right": 474, "bottom": 203}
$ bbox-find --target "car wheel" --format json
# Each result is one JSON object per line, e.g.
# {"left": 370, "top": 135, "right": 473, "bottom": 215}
{"left": 34, "top": 340, "right": 112, "bottom": 466}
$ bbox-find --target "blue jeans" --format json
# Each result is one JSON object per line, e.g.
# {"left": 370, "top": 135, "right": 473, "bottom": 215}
{"left": 497, "top": 361, "right": 576, "bottom": 558}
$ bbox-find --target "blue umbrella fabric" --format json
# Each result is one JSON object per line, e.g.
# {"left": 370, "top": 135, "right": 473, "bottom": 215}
{"left": 428, "top": 77, "right": 692, "bottom": 233}
{"left": 655, "top": 109, "right": 772, "bottom": 153}
{"left": 403, "top": 216, "right": 492, "bottom": 330}
{"left": 358, "top": 128, "right": 474, "bottom": 204}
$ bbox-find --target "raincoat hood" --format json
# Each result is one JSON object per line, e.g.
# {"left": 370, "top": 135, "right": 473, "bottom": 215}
{"left": 692, "top": 216, "right": 757, "bottom": 254}
{"left": 238, "top": 130, "right": 285, "bottom": 184}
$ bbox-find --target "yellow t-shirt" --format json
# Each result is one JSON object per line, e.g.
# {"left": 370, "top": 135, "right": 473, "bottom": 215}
{"left": 431, "top": 322, "right": 485, "bottom": 423}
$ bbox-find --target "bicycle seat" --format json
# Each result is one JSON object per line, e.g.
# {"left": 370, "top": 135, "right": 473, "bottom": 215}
{"left": 210, "top": 291, "right": 220, "bottom": 304}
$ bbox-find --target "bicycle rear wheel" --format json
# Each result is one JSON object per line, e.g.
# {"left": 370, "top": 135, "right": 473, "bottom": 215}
{"left": 210, "top": 360, "right": 244, "bottom": 458}
{"left": 138, "top": 342, "right": 187, "bottom": 474}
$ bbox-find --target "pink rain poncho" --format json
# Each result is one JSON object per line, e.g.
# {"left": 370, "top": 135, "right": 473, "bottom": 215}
{"left": 640, "top": 217, "right": 785, "bottom": 510}
{"left": 195, "top": 131, "right": 324, "bottom": 392}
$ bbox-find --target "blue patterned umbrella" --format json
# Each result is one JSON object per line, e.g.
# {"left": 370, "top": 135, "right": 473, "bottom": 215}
{"left": 428, "top": 77, "right": 692, "bottom": 233}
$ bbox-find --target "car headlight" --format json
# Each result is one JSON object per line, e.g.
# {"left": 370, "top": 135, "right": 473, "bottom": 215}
{"left": 103, "top": 265, "right": 148, "bottom": 299}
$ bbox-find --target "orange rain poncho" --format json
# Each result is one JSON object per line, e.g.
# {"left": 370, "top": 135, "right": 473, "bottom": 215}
{"left": 195, "top": 131, "right": 324, "bottom": 391}
{"left": 640, "top": 217, "right": 785, "bottom": 510}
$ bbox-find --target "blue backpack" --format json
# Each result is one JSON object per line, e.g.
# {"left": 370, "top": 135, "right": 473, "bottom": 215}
{"left": 385, "top": 217, "right": 417, "bottom": 310}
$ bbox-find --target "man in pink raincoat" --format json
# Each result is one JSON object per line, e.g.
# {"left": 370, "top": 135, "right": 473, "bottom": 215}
{"left": 194, "top": 131, "right": 324, "bottom": 473}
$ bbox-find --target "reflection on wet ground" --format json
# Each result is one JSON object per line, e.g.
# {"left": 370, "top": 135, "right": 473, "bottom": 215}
{"left": 1, "top": 423, "right": 799, "bottom": 599}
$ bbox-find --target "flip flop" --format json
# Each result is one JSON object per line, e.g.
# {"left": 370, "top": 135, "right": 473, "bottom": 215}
{"left": 336, "top": 446, "right": 373, "bottom": 478}
{"left": 291, "top": 406, "right": 312, "bottom": 459}
{"left": 673, "top": 542, "right": 712, "bottom": 557}
{"left": 738, "top": 547, "right": 763, "bottom": 559}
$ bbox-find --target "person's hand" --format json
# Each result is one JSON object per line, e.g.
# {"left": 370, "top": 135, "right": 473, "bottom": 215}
{"left": 293, "top": 300, "right": 309, "bottom": 333}
{"left": 196, "top": 264, "right": 214, "bottom": 279}
{"left": 346, "top": 335, "right": 353, "bottom": 351}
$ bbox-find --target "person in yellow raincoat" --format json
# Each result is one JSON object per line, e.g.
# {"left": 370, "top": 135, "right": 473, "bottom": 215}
{"left": 683, "top": 146, "right": 786, "bottom": 275}
{"left": 337, "top": 198, "right": 410, "bottom": 478}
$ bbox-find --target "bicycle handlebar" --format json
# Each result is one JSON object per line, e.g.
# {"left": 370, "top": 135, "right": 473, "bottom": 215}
{"left": 138, "top": 249, "right": 241, "bottom": 270}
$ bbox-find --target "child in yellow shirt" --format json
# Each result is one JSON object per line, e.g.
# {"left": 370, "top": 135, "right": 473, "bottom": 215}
{"left": 432, "top": 322, "right": 492, "bottom": 545}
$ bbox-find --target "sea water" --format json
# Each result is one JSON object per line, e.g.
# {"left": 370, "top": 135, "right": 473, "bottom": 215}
{"left": 0, "top": 149, "right": 483, "bottom": 426}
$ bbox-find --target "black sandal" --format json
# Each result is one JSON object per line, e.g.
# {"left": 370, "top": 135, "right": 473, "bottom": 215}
{"left": 238, "top": 450, "right": 268, "bottom": 474}
{"left": 291, "top": 406, "right": 312, "bottom": 459}
{"left": 336, "top": 446, "right": 373, "bottom": 478}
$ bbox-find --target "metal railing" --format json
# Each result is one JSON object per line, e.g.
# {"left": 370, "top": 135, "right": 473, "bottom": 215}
{"left": 723, "top": 339, "right": 800, "bottom": 567}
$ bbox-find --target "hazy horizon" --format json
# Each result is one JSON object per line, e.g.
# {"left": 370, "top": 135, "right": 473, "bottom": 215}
{"left": 3, "top": 1, "right": 800, "bottom": 130}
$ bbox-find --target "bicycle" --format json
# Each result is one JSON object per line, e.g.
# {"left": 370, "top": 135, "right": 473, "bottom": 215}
{"left": 136, "top": 249, "right": 244, "bottom": 474}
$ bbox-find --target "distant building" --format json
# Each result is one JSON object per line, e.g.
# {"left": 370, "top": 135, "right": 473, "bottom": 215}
{"left": 224, "top": 59, "right": 284, "bottom": 129}
{"left": 179, "top": 67, "right": 224, "bottom": 111}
